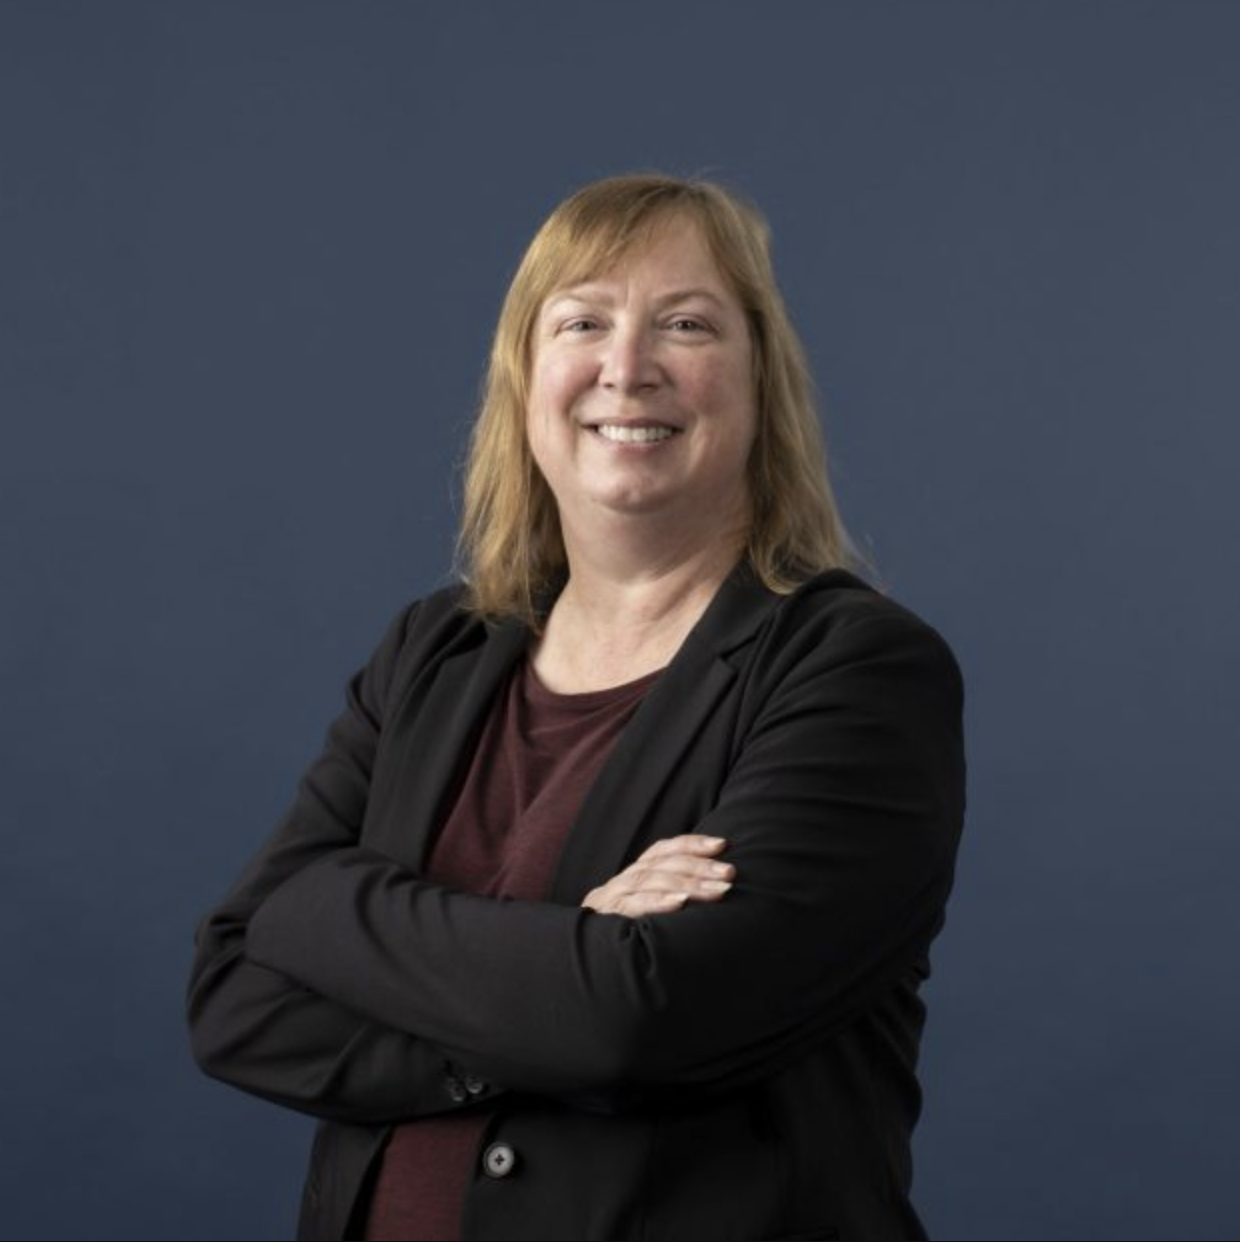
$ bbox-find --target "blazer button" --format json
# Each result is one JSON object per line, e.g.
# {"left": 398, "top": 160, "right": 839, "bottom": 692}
{"left": 444, "top": 1076, "right": 468, "bottom": 1104}
{"left": 464, "top": 1074, "right": 488, "bottom": 1096}
{"left": 482, "top": 1142, "right": 517, "bottom": 1178}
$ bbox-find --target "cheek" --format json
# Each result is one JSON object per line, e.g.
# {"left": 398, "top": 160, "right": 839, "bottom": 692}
{"left": 524, "top": 407, "right": 556, "bottom": 475}
{"left": 526, "top": 364, "right": 565, "bottom": 454}
{"left": 695, "top": 364, "right": 756, "bottom": 439}
{"left": 529, "top": 351, "right": 589, "bottom": 411}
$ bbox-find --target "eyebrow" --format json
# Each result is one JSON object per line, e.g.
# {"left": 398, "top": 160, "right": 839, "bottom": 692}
{"left": 543, "top": 286, "right": 729, "bottom": 314}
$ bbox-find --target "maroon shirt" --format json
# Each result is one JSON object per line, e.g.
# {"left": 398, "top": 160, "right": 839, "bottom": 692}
{"left": 364, "top": 653, "right": 662, "bottom": 1242}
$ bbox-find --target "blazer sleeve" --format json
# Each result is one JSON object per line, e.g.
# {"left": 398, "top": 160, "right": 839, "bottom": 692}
{"left": 187, "top": 599, "right": 497, "bottom": 1124}
{"left": 239, "top": 605, "right": 967, "bottom": 1110}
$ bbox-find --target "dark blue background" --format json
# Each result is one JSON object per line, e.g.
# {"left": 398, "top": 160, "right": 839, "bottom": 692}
{"left": 3, "top": 3, "right": 1237, "bottom": 1239}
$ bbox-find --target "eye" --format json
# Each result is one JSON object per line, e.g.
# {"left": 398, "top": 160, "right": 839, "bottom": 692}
{"left": 667, "top": 317, "right": 710, "bottom": 333}
{"left": 561, "top": 317, "right": 600, "bottom": 334}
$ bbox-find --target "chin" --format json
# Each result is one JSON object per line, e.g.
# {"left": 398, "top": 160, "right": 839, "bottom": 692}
{"left": 593, "top": 495, "right": 669, "bottom": 516}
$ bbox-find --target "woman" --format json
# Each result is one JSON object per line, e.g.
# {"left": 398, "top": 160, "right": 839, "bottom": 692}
{"left": 188, "top": 173, "right": 967, "bottom": 1242}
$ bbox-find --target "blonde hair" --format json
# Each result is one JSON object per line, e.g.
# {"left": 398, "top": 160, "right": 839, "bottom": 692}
{"left": 457, "top": 172, "right": 870, "bottom": 625}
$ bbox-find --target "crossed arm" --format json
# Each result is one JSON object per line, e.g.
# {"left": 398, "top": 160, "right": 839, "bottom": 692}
{"left": 187, "top": 601, "right": 964, "bottom": 1123}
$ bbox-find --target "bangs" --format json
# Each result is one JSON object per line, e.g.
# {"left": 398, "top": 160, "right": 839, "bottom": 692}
{"left": 528, "top": 196, "right": 704, "bottom": 313}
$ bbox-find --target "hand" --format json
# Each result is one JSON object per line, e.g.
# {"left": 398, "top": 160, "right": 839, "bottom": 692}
{"left": 581, "top": 835, "right": 736, "bottom": 918}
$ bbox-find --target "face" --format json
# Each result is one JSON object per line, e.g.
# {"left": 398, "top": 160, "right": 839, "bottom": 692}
{"left": 526, "top": 215, "right": 757, "bottom": 547}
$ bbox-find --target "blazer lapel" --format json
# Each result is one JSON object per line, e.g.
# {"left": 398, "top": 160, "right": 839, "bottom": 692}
{"left": 547, "top": 567, "right": 787, "bottom": 904}
{"left": 371, "top": 616, "right": 529, "bottom": 870}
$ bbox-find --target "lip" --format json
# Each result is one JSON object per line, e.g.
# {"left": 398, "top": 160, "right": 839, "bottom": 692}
{"left": 583, "top": 420, "right": 684, "bottom": 449}
{"left": 583, "top": 419, "right": 683, "bottom": 431}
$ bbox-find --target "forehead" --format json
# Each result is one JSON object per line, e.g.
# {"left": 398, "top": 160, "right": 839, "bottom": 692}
{"left": 541, "top": 216, "right": 732, "bottom": 306}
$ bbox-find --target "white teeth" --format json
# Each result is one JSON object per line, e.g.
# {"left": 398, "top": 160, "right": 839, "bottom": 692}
{"left": 595, "top": 424, "right": 677, "bottom": 443}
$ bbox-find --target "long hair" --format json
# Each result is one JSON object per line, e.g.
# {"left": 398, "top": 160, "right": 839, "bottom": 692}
{"left": 457, "top": 172, "right": 871, "bottom": 626}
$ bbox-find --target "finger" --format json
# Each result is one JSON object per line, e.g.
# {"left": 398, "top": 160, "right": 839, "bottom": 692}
{"left": 628, "top": 854, "right": 736, "bottom": 884}
{"left": 621, "top": 877, "right": 737, "bottom": 916}
{"left": 639, "top": 834, "right": 728, "bottom": 862}
{"left": 622, "top": 865, "right": 734, "bottom": 896}
{"left": 652, "top": 855, "right": 737, "bottom": 882}
{"left": 584, "top": 871, "right": 733, "bottom": 915}
{"left": 581, "top": 842, "right": 736, "bottom": 914}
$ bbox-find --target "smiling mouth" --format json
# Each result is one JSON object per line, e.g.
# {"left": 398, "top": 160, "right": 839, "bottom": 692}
{"left": 587, "top": 423, "right": 682, "bottom": 444}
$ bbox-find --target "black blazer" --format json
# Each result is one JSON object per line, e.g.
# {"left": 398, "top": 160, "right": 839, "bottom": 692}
{"left": 188, "top": 566, "right": 966, "bottom": 1241}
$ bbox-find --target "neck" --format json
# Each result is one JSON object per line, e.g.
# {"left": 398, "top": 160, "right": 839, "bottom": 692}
{"left": 531, "top": 517, "right": 746, "bottom": 692}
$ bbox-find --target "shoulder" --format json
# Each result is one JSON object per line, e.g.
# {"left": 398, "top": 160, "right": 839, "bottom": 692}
{"left": 359, "top": 580, "right": 500, "bottom": 692}
{"left": 751, "top": 568, "right": 965, "bottom": 702}
{"left": 784, "top": 568, "right": 953, "bottom": 639}
{"left": 396, "top": 580, "right": 474, "bottom": 645}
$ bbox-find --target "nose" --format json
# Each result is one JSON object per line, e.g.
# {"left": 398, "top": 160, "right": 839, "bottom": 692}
{"left": 599, "top": 321, "right": 660, "bottom": 394}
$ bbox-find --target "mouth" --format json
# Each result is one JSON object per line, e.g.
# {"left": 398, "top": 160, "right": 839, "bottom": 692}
{"left": 585, "top": 421, "right": 682, "bottom": 445}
